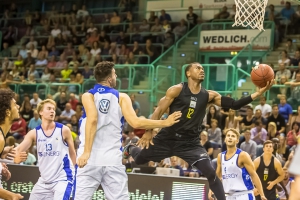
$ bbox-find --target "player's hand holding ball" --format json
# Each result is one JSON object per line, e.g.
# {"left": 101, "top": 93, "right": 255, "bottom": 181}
{"left": 77, "top": 152, "right": 90, "bottom": 168}
{"left": 251, "top": 64, "right": 275, "bottom": 94}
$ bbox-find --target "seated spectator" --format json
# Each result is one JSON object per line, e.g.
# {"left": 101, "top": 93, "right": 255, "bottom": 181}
{"left": 240, "top": 107, "right": 254, "bottom": 132}
{"left": 252, "top": 109, "right": 268, "bottom": 127}
{"left": 10, "top": 117, "right": 27, "bottom": 140}
{"left": 123, "top": 11, "right": 133, "bottom": 23}
{"left": 278, "top": 96, "right": 293, "bottom": 124}
{"left": 278, "top": 50, "right": 291, "bottom": 66}
{"left": 139, "top": 19, "right": 150, "bottom": 33}
{"left": 59, "top": 103, "right": 76, "bottom": 124}
{"left": 109, "top": 42, "right": 120, "bottom": 56}
{"left": 82, "top": 52, "right": 95, "bottom": 67}
{"left": 26, "top": 36, "right": 38, "bottom": 49}
{"left": 56, "top": 92, "right": 68, "bottom": 111}
{"left": 14, "top": 55, "right": 24, "bottom": 69}
{"left": 69, "top": 93, "right": 79, "bottom": 111}
{"left": 200, "top": 131, "right": 213, "bottom": 160}
{"left": 70, "top": 115, "right": 79, "bottom": 135}
{"left": 151, "top": 18, "right": 163, "bottom": 33}
{"left": 0, "top": 43, "right": 11, "bottom": 57}
{"left": 120, "top": 44, "right": 130, "bottom": 57}
{"left": 290, "top": 105, "right": 300, "bottom": 130}
{"left": 267, "top": 122, "right": 280, "bottom": 140}
{"left": 46, "top": 36, "right": 56, "bottom": 50}
{"left": 28, "top": 110, "right": 42, "bottom": 130}
{"left": 124, "top": 131, "right": 139, "bottom": 146}
{"left": 285, "top": 39, "right": 298, "bottom": 55}
{"left": 125, "top": 52, "right": 138, "bottom": 65}
{"left": 85, "top": 30, "right": 99, "bottom": 47}
{"left": 29, "top": 44, "right": 38, "bottom": 59}
{"left": 265, "top": 4, "right": 280, "bottom": 21}
{"left": 38, "top": 45, "right": 49, "bottom": 58}
{"left": 207, "top": 119, "right": 222, "bottom": 148}
{"left": 142, "top": 39, "right": 156, "bottom": 63}
{"left": 132, "top": 41, "right": 143, "bottom": 55}
{"left": 87, "top": 22, "right": 97, "bottom": 34}
{"left": 186, "top": 7, "right": 198, "bottom": 29}
{"left": 76, "top": 5, "right": 89, "bottom": 21}
{"left": 27, "top": 64, "right": 40, "bottom": 79}
{"left": 286, "top": 72, "right": 300, "bottom": 107}
{"left": 99, "top": 30, "right": 111, "bottom": 47}
{"left": 250, "top": 120, "right": 268, "bottom": 145}
{"left": 70, "top": 63, "right": 82, "bottom": 76}
{"left": 286, "top": 122, "right": 300, "bottom": 149}
{"left": 110, "top": 10, "right": 121, "bottom": 31}
{"left": 24, "top": 52, "right": 35, "bottom": 68}
{"left": 240, "top": 130, "right": 257, "bottom": 160}
{"left": 30, "top": 93, "right": 42, "bottom": 109}
{"left": 267, "top": 104, "right": 286, "bottom": 134}
{"left": 224, "top": 109, "right": 240, "bottom": 131}
{"left": 35, "top": 54, "right": 48, "bottom": 67}
{"left": 276, "top": 63, "right": 291, "bottom": 82}
{"left": 291, "top": 62, "right": 300, "bottom": 80}
{"left": 47, "top": 55, "right": 57, "bottom": 68}
{"left": 173, "top": 19, "right": 187, "bottom": 38}
{"left": 2, "top": 26, "right": 15, "bottom": 46}
{"left": 41, "top": 67, "right": 51, "bottom": 83}
{"left": 51, "top": 23, "right": 62, "bottom": 38}
{"left": 148, "top": 11, "right": 158, "bottom": 23}
{"left": 55, "top": 54, "right": 67, "bottom": 68}
{"left": 163, "top": 32, "right": 174, "bottom": 49}
{"left": 254, "top": 96, "right": 272, "bottom": 118}
{"left": 164, "top": 156, "right": 184, "bottom": 176}
{"left": 126, "top": 22, "right": 137, "bottom": 34}
{"left": 61, "top": 63, "right": 73, "bottom": 79}
{"left": 116, "top": 31, "right": 129, "bottom": 45}
{"left": 214, "top": 6, "right": 230, "bottom": 20}
{"left": 277, "top": 75, "right": 291, "bottom": 98}
{"left": 277, "top": 135, "right": 289, "bottom": 161}
{"left": 159, "top": 9, "right": 172, "bottom": 22}
{"left": 82, "top": 63, "right": 93, "bottom": 79}
{"left": 20, "top": 100, "right": 33, "bottom": 123}
{"left": 18, "top": 45, "right": 28, "bottom": 59}
{"left": 280, "top": 1, "right": 295, "bottom": 24}
{"left": 162, "top": 20, "right": 171, "bottom": 33}
{"left": 9, "top": 65, "right": 20, "bottom": 79}
{"left": 90, "top": 41, "right": 101, "bottom": 57}
{"left": 64, "top": 42, "right": 75, "bottom": 57}
{"left": 1, "top": 57, "right": 13, "bottom": 71}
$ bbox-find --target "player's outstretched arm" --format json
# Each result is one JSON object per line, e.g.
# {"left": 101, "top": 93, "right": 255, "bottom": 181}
{"left": 216, "top": 153, "right": 222, "bottom": 180}
{"left": 0, "top": 188, "right": 23, "bottom": 200}
{"left": 243, "top": 152, "right": 266, "bottom": 200}
{"left": 77, "top": 93, "right": 98, "bottom": 168}
{"left": 208, "top": 80, "right": 274, "bottom": 110}
{"left": 13, "top": 130, "right": 35, "bottom": 164}
{"left": 119, "top": 92, "right": 182, "bottom": 129}
{"left": 62, "top": 125, "right": 76, "bottom": 166}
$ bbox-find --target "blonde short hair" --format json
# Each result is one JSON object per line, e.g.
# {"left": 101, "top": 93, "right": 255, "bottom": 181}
{"left": 37, "top": 99, "right": 57, "bottom": 115}
{"left": 225, "top": 128, "right": 240, "bottom": 139}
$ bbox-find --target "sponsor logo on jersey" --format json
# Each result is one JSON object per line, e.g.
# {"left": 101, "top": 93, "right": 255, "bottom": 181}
{"left": 98, "top": 88, "right": 105, "bottom": 92}
{"left": 38, "top": 151, "right": 60, "bottom": 157}
{"left": 38, "top": 139, "right": 46, "bottom": 142}
{"left": 99, "top": 99, "right": 110, "bottom": 114}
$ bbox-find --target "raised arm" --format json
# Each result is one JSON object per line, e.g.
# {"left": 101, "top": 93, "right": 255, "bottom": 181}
{"left": 208, "top": 80, "right": 274, "bottom": 109}
{"left": 62, "top": 125, "right": 76, "bottom": 166}
{"left": 242, "top": 153, "right": 266, "bottom": 200}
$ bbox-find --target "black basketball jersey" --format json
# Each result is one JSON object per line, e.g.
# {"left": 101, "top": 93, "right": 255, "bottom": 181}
{"left": 162, "top": 82, "right": 209, "bottom": 139}
{"left": 256, "top": 155, "right": 278, "bottom": 200}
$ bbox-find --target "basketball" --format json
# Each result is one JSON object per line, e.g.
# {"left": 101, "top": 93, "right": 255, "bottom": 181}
{"left": 250, "top": 64, "right": 274, "bottom": 88}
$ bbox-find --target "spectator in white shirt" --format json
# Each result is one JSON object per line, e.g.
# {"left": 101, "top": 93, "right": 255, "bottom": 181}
{"left": 87, "top": 22, "right": 98, "bottom": 34}
{"left": 29, "top": 44, "right": 38, "bottom": 59}
{"left": 26, "top": 36, "right": 38, "bottom": 49}
{"left": 276, "top": 63, "right": 291, "bottom": 82}
{"left": 240, "top": 130, "right": 257, "bottom": 160}
{"left": 30, "top": 93, "right": 42, "bottom": 109}
{"left": 59, "top": 103, "right": 76, "bottom": 124}
{"left": 77, "top": 5, "right": 89, "bottom": 20}
{"left": 90, "top": 41, "right": 101, "bottom": 57}
{"left": 35, "top": 54, "right": 48, "bottom": 67}
{"left": 51, "top": 23, "right": 61, "bottom": 38}
{"left": 254, "top": 96, "right": 272, "bottom": 118}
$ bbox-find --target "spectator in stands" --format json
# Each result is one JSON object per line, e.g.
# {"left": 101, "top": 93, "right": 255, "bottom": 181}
{"left": 56, "top": 55, "right": 67, "bottom": 69}
{"left": 123, "top": 11, "right": 134, "bottom": 23}
{"left": 290, "top": 50, "right": 300, "bottom": 67}
{"left": 56, "top": 92, "right": 68, "bottom": 111}
{"left": 85, "top": 30, "right": 99, "bottom": 47}
{"left": 59, "top": 103, "right": 76, "bottom": 124}
{"left": 61, "top": 62, "right": 73, "bottom": 79}
{"left": 82, "top": 63, "right": 93, "bottom": 79}
{"left": 18, "top": 45, "right": 28, "bottom": 59}
{"left": 29, "top": 44, "right": 38, "bottom": 59}
{"left": 28, "top": 110, "right": 42, "bottom": 130}
{"left": 26, "top": 36, "right": 38, "bottom": 49}
{"left": 77, "top": 5, "right": 89, "bottom": 22}
{"left": 1, "top": 9, "right": 10, "bottom": 27}
{"left": 27, "top": 64, "right": 40, "bottom": 79}
{"left": 162, "top": 20, "right": 171, "bottom": 33}
{"left": 173, "top": 19, "right": 187, "bottom": 38}
{"left": 278, "top": 50, "right": 291, "bottom": 66}
{"left": 290, "top": 106, "right": 300, "bottom": 130}
{"left": 142, "top": 39, "right": 156, "bottom": 63}
{"left": 165, "top": 156, "right": 184, "bottom": 176}
{"left": 276, "top": 64, "right": 291, "bottom": 82}
{"left": 186, "top": 6, "right": 198, "bottom": 29}
{"left": 199, "top": 131, "right": 213, "bottom": 160}
{"left": 23, "top": 149, "right": 37, "bottom": 165}
{"left": 20, "top": 100, "right": 33, "bottom": 123}
{"left": 30, "top": 93, "right": 42, "bottom": 109}
{"left": 206, "top": 105, "right": 221, "bottom": 128}
{"left": 251, "top": 120, "right": 268, "bottom": 146}
{"left": 130, "top": 94, "right": 141, "bottom": 116}
{"left": 89, "top": 41, "right": 101, "bottom": 57}
{"left": 10, "top": 117, "right": 27, "bottom": 141}
{"left": 0, "top": 43, "right": 11, "bottom": 58}
{"left": 267, "top": 104, "right": 286, "bottom": 134}
{"left": 38, "top": 45, "right": 49, "bottom": 58}
{"left": 277, "top": 136, "right": 289, "bottom": 161}
{"left": 286, "top": 72, "right": 300, "bottom": 107}
{"left": 2, "top": 25, "right": 15, "bottom": 46}
{"left": 252, "top": 109, "right": 268, "bottom": 127}
{"left": 286, "top": 122, "right": 300, "bottom": 149}
{"left": 69, "top": 3, "right": 78, "bottom": 15}
{"left": 148, "top": 11, "right": 158, "bottom": 23}
{"left": 139, "top": 19, "right": 151, "bottom": 41}
{"left": 69, "top": 93, "right": 79, "bottom": 111}
{"left": 240, "top": 107, "right": 255, "bottom": 132}
{"left": 224, "top": 109, "right": 240, "bottom": 131}
{"left": 51, "top": 23, "right": 62, "bottom": 38}
{"left": 132, "top": 41, "right": 142, "bottom": 55}
{"left": 291, "top": 62, "right": 300, "bottom": 80}
{"left": 116, "top": 31, "right": 130, "bottom": 45}
{"left": 47, "top": 55, "right": 56, "bottom": 68}
{"left": 124, "top": 131, "right": 139, "bottom": 146}
{"left": 70, "top": 114, "right": 79, "bottom": 134}
{"left": 110, "top": 10, "right": 121, "bottom": 32}
{"left": 99, "top": 30, "right": 111, "bottom": 47}
{"left": 41, "top": 67, "right": 51, "bottom": 83}
{"left": 280, "top": 1, "right": 295, "bottom": 24}
{"left": 207, "top": 119, "right": 222, "bottom": 148}
{"left": 163, "top": 32, "right": 174, "bottom": 49}
{"left": 159, "top": 9, "right": 172, "bottom": 22}
{"left": 254, "top": 96, "right": 272, "bottom": 118}
{"left": 240, "top": 130, "right": 257, "bottom": 160}
{"left": 286, "top": 39, "right": 297, "bottom": 55}
{"left": 278, "top": 96, "right": 293, "bottom": 124}
{"left": 1, "top": 57, "right": 13, "bottom": 71}
{"left": 267, "top": 122, "right": 280, "bottom": 140}
{"left": 214, "top": 6, "right": 230, "bottom": 20}
{"left": 35, "top": 54, "right": 48, "bottom": 68}
{"left": 9, "top": 65, "right": 20, "bottom": 79}
{"left": 70, "top": 63, "right": 82, "bottom": 76}
{"left": 63, "top": 42, "right": 75, "bottom": 57}
{"left": 87, "top": 22, "right": 97, "bottom": 34}
{"left": 82, "top": 52, "right": 95, "bottom": 67}
{"left": 14, "top": 55, "right": 24, "bottom": 69}
{"left": 23, "top": 52, "right": 34, "bottom": 69}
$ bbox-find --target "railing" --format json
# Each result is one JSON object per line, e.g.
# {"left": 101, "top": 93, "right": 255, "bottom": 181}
{"left": 154, "top": 65, "right": 176, "bottom": 96}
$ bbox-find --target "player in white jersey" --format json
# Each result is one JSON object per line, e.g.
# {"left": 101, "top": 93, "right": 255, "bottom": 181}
{"left": 74, "top": 61, "right": 182, "bottom": 200}
{"left": 15, "top": 99, "right": 76, "bottom": 200}
{"left": 209, "top": 128, "right": 267, "bottom": 200}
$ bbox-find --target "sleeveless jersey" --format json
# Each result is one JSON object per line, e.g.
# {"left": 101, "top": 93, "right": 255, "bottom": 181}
{"left": 221, "top": 148, "right": 254, "bottom": 193}
{"left": 162, "top": 82, "right": 209, "bottom": 139}
{"left": 36, "top": 122, "right": 74, "bottom": 183}
{"left": 256, "top": 155, "right": 278, "bottom": 198}
{"left": 78, "top": 84, "right": 124, "bottom": 166}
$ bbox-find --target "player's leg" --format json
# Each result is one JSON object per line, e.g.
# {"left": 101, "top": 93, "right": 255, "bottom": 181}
{"left": 101, "top": 165, "right": 129, "bottom": 200}
{"left": 123, "top": 136, "right": 172, "bottom": 164}
{"left": 174, "top": 141, "right": 226, "bottom": 200}
{"left": 29, "top": 179, "right": 53, "bottom": 200}
{"left": 52, "top": 181, "right": 73, "bottom": 200}
{"left": 73, "top": 165, "right": 102, "bottom": 200}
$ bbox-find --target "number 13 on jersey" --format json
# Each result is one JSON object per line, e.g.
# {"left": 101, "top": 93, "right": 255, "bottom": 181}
{"left": 186, "top": 108, "right": 194, "bottom": 119}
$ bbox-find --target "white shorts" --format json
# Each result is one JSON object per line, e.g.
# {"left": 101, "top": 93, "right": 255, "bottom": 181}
{"left": 226, "top": 191, "right": 255, "bottom": 200}
{"left": 73, "top": 165, "right": 128, "bottom": 200}
{"left": 29, "top": 178, "right": 73, "bottom": 200}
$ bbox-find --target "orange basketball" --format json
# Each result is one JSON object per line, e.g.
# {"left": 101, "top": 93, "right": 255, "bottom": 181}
{"left": 250, "top": 64, "right": 274, "bottom": 88}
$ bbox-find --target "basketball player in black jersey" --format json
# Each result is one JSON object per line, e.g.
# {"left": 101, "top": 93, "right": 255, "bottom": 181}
{"left": 0, "top": 89, "right": 27, "bottom": 200}
{"left": 123, "top": 62, "right": 274, "bottom": 200}
{"left": 254, "top": 140, "right": 284, "bottom": 200}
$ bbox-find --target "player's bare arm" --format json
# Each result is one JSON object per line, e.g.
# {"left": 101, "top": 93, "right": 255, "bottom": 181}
{"left": 265, "top": 158, "right": 284, "bottom": 190}
{"left": 216, "top": 153, "right": 222, "bottom": 180}
{"left": 241, "top": 152, "right": 267, "bottom": 200}
{"left": 119, "top": 92, "right": 181, "bottom": 129}
{"left": 62, "top": 125, "right": 76, "bottom": 166}
{"left": 0, "top": 188, "right": 23, "bottom": 200}
{"left": 14, "top": 130, "right": 35, "bottom": 164}
{"left": 208, "top": 80, "right": 274, "bottom": 109}
{"left": 77, "top": 92, "right": 98, "bottom": 168}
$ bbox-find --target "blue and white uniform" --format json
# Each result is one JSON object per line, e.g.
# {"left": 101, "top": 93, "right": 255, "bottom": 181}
{"left": 221, "top": 148, "right": 254, "bottom": 200}
{"left": 29, "top": 122, "right": 74, "bottom": 200}
{"left": 74, "top": 84, "right": 128, "bottom": 200}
